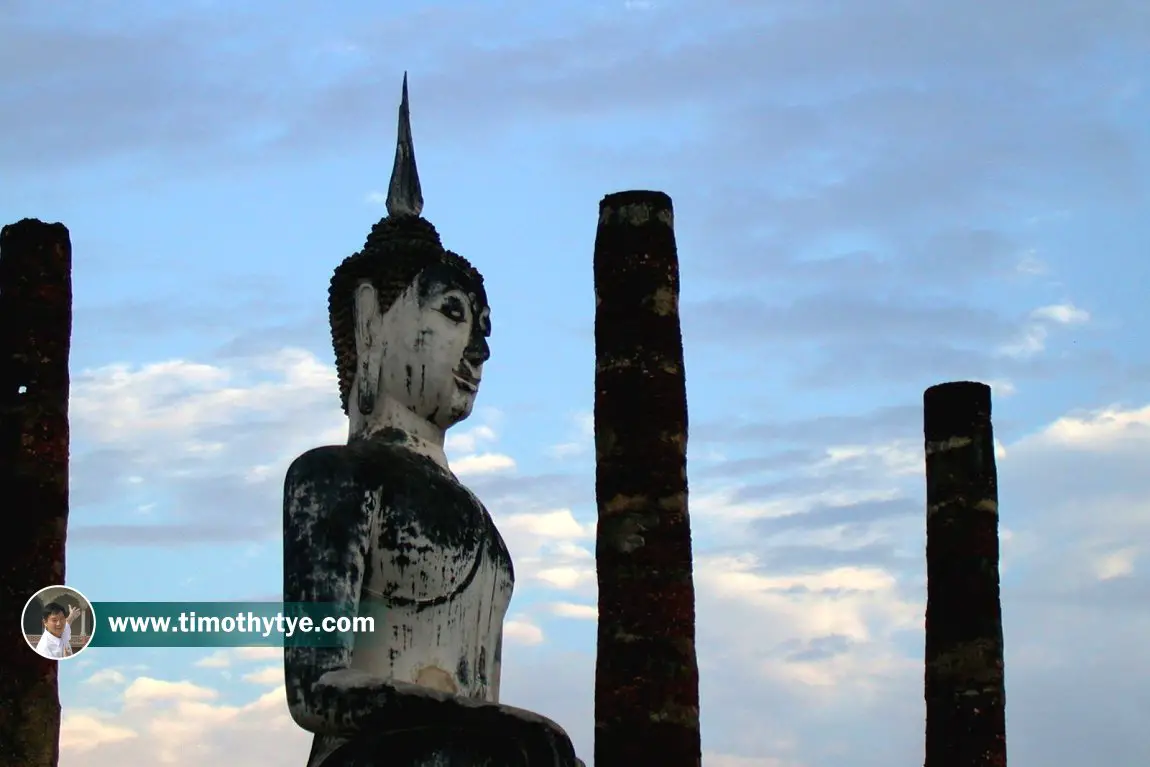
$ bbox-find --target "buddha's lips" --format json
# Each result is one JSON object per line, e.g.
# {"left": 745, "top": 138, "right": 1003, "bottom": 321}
{"left": 454, "top": 370, "right": 480, "bottom": 392}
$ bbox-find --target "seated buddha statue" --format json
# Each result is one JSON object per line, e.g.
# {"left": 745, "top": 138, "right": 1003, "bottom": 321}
{"left": 282, "top": 76, "right": 583, "bottom": 767}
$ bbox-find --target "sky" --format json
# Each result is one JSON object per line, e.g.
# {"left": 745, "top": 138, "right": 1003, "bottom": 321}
{"left": 3, "top": 0, "right": 1149, "bottom": 764}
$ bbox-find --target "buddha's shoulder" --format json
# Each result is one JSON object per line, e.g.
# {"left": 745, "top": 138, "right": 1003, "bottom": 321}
{"left": 285, "top": 445, "right": 352, "bottom": 482}
{"left": 286, "top": 442, "right": 438, "bottom": 487}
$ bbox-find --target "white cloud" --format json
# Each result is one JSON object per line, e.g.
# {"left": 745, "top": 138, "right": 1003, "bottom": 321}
{"left": 1031, "top": 303, "right": 1090, "bottom": 325}
{"left": 998, "top": 303, "right": 1090, "bottom": 358}
{"left": 687, "top": 549, "right": 922, "bottom": 709}
{"left": 549, "top": 602, "right": 598, "bottom": 620}
{"left": 492, "top": 509, "right": 596, "bottom": 593}
{"left": 718, "top": 562, "right": 898, "bottom": 596}
{"left": 73, "top": 350, "right": 335, "bottom": 442}
{"left": 1024, "top": 404, "right": 1150, "bottom": 451}
{"left": 504, "top": 618, "right": 545, "bottom": 645}
{"left": 452, "top": 452, "right": 516, "bottom": 476}
{"left": 1095, "top": 548, "right": 1137, "bottom": 581}
{"left": 63, "top": 674, "right": 305, "bottom": 765}
{"left": 84, "top": 668, "right": 127, "bottom": 685}
{"left": 998, "top": 323, "right": 1049, "bottom": 358}
{"left": 242, "top": 665, "right": 285, "bottom": 686}
{"left": 694, "top": 485, "right": 904, "bottom": 525}
{"left": 446, "top": 424, "right": 498, "bottom": 454}
{"left": 502, "top": 509, "right": 592, "bottom": 539}
{"left": 194, "top": 651, "right": 231, "bottom": 668}
{"left": 988, "top": 379, "right": 1017, "bottom": 397}
{"left": 819, "top": 440, "right": 919, "bottom": 476}
{"left": 122, "top": 678, "right": 218, "bottom": 706}
{"left": 70, "top": 350, "right": 347, "bottom": 521}
{"left": 60, "top": 713, "right": 138, "bottom": 753}
{"left": 697, "top": 555, "right": 914, "bottom": 641}
{"left": 534, "top": 566, "right": 595, "bottom": 591}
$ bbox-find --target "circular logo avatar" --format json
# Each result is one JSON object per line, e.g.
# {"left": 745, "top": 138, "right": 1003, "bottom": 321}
{"left": 23, "top": 585, "right": 95, "bottom": 660}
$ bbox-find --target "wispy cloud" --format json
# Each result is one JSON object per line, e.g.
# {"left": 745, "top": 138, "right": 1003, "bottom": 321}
{"left": 1032, "top": 303, "right": 1090, "bottom": 325}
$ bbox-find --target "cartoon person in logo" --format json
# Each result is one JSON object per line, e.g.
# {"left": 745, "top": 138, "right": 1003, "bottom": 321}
{"left": 35, "top": 602, "right": 83, "bottom": 659}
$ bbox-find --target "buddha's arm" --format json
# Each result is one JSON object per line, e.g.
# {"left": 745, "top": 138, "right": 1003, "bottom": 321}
{"left": 283, "top": 447, "right": 376, "bottom": 736}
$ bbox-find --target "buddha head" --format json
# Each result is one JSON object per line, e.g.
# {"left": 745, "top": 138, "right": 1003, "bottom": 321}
{"left": 328, "top": 75, "right": 490, "bottom": 433}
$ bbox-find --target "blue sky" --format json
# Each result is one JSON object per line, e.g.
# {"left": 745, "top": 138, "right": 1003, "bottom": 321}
{"left": 4, "top": 0, "right": 1149, "bottom": 764}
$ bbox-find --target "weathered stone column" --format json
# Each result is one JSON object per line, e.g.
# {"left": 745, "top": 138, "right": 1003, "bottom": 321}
{"left": 0, "top": 219, "right": 72, "bottom": 767}
{"left": 923, "top": 381, "right": 1007, "bottom": 767}
{"left": 593, "top": 190, "right": 700, "bottom": 767}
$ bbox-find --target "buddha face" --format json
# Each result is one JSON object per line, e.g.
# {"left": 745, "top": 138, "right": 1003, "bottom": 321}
{"left": 355, "top": 262, "right": 491, "bottom": 431}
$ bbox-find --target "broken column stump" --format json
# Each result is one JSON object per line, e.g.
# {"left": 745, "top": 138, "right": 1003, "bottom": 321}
{"left": 923, "top": 381, "right": 1007, "bottom": 767}
{"left": 593, "top": 190, "right": 701, "bottom": 767}
{"left": 0, "top": 219, "right": 72, "bottom": 767}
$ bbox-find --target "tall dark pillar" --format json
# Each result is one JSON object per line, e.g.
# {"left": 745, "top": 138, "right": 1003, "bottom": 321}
{"left": 923, "top": 381, "right": 1007, "bottom": 767}
{"left": 0, "top": 219, "right": 72, "bottom": 767}
{"left": 593, "top": 191, "right": 700, "bottom": 767}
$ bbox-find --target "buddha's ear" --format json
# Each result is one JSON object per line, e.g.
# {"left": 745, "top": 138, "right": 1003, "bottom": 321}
{"left": 354, "top": 282, "right": 383, "bottom": 416}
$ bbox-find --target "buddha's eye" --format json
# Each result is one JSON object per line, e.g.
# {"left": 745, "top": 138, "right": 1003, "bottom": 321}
{"left": 439, "top": 297, "right": 467, "bottom": 323}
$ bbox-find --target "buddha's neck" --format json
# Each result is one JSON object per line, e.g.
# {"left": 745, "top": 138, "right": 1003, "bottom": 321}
{"left": 350, "top": 396, "right": 450, "bottom": 471}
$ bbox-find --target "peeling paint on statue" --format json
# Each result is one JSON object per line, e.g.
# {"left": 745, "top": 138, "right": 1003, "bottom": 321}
{"left": 282, "top": 75, "right": 582, "bottom": 767}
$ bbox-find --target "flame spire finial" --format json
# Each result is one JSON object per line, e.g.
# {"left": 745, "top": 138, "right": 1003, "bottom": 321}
{"left": 386, "top": 72, "right": 423, "bottom": 218}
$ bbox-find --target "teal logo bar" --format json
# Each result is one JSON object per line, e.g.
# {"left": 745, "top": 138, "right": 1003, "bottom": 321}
{"left": 88, "top": 602, "right": 379, "bottom": 647}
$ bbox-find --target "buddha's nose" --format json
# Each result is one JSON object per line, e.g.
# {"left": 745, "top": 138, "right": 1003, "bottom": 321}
{"left": 464, "top": 334, "right": 490, "bottom": 366}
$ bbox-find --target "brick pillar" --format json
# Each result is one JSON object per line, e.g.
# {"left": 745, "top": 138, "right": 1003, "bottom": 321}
{"left": 0, "top": 219, "right": 72, "bottom": 767}
{"left": 593, "top": 191, "right": 701, "bottom": 767}
{"left": 923, "top": 381, "right": 1007, "bottom": 767}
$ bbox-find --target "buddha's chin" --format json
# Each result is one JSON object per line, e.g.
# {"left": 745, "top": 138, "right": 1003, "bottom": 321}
{"left": 445, "top": 392, "right": 477, "bottom": 426}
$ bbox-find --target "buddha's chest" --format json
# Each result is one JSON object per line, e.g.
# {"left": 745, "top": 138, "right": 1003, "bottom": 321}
{"left": 361, "top": 474, "right": 514, "bottom": 607}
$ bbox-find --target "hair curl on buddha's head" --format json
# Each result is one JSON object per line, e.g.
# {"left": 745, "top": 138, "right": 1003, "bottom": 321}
{"left": 328, "top": 214, "right": 484, "bottom": 414}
